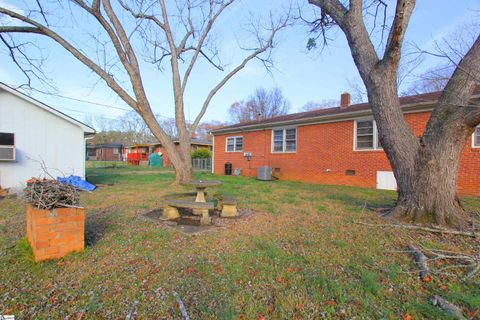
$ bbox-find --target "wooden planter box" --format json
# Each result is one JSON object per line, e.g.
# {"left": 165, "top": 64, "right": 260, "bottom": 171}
{"left": 26, "top": 205, "right": 85, "bottom": 262}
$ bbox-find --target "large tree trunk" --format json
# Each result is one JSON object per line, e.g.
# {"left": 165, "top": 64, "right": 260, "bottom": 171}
{"left": 139, "top": 108, "right": 194, "bottom": 184}
{"left": 391, "top": 141, "right": 469, "bottom": 229}
{"left": 365, "top": 74, "right": 474, "bottom": 229}
{"left": 172, "top": 155, "right": 193, "bottom": 184}
{"left": 388, "top": 35, "right": 480, "bottom": 229}
{"left": 364, "top": 65, "right": 473, "bottom": 230}
{"left": 168, "top": 136, "right": 194, "bottom": 185}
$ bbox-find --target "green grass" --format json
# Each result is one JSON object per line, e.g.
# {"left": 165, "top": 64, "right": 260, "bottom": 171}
{"left": 0, "top": 166, "right": 479, "bottom": 319}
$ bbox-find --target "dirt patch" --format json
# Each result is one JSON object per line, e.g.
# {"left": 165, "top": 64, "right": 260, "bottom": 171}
{"left": 85, "top": 207, "right": 117, "bottom": 246}
{"left": 142, "top": 207, "right": 259, "bottom": 234}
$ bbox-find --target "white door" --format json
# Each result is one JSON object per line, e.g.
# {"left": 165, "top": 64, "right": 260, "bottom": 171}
{"left": 376, "top": 171, "right": 397, "bottom": 191}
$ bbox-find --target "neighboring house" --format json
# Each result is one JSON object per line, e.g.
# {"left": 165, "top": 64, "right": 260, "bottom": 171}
{"left": 86, "top": 143, "right": 124, "bottom": 161}
{"left": 211, "top": 89, "right": 480, "bottom": 196}
{"left": 125, "top": 139, "right": 212, "bottom": 166}
{"left": 0, "top": 83, "right": 95, "bottom": 190}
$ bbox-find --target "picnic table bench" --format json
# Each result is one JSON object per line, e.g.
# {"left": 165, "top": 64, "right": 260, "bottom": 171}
{"left": 163, "top": 198, "right": 215, "bottom": 225}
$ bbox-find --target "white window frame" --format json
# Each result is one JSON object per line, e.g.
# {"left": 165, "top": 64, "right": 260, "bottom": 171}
{"left": 225, "top": 136, "right": 243, "bottom": 152}
{"left": 473, "top": 125, "right": 480, "bottom": 148}
{"left": 271, "top": 127, "right": 297, "bottom": 153}
{"left": 113, "top": 148, "right": 119, "bottom": 155}
{"left": 353, "top": 118, "right": 382, "bottom": 151}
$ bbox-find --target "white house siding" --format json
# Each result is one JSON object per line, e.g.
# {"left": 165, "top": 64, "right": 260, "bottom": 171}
{"left": 0, "top": 89, "right": 87, "bottom": 189}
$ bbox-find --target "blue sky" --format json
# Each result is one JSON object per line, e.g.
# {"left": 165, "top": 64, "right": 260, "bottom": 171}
{"left": 0, "top": 0, "right": 478, "bottom": 127}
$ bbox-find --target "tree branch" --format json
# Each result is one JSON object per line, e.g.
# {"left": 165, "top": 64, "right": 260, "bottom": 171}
{"left": 382, "top": 0, "right": 416, "bottom": 68}
{"left": 181, "top": 0, "right": 235, "bottom": 93}
{"left": 190, "top": 14, "right": 290, "bottom": 132}
{"left": 101, "top": 0, "right": 150, "bottom": 108}
{"left": 308, "top": 0, "right": 348, "bottom": 26}
{"left": 308, "top": 0, "right": 379, "bottom": 79}
{"left": 0, "top": 6, "right": 138, "bottom": 110}
{"left": 0, "top": 26, "right": 44, "bottom": 34}
{"left": 424, "top": 35, "right": 480, "bottom": 135}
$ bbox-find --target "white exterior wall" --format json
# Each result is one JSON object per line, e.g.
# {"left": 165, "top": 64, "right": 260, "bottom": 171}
{"left": 0, "top": 89, "right": 87, "bottom": 190}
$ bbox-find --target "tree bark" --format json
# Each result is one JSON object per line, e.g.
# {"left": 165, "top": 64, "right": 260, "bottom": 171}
{"left": 392, "top": 148, "right": 468, "bottom": 228}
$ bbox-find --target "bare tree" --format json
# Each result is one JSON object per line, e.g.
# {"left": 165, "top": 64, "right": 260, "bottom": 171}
{"left": 346, "top": 76, "right": 367, "bottom": 103}
{"left": 300, "top": 99, "right": 338, "bottom": 111}
{"left": 402, "top": 65, "right": 453, "bottom": 96}
{"left": 0, "top": 0, "right": 291, "bottom": 183}
{"left": 228, "top": 87, "right": 290, "bottom": 123}
{"left": 307, "top": 0, "right": 480, "bottom": 228}
{"left": 157, "top": 117, "right": 177, "bottom": 138}
{"left": 115, "top": 111, "right": 156, "bottom": 144}
{"left": 195, "top": 120, "right": 226, "bottom": 141}
{"left": 403, "top": 20, "right": 479, "bottom": 96}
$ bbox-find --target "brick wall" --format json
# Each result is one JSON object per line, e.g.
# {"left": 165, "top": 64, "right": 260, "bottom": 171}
{"left": 26, "top": 205, "right": 85, "bottom": 262}
{"left": 213, "top": 111, "right": 480, "bottom": 196}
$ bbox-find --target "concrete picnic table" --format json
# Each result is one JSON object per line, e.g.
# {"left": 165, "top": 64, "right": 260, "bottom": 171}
{"left": 181, "top": 180, "right": 222, "bottom": 224}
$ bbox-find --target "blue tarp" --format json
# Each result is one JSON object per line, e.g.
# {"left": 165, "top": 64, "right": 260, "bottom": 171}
{"left": 57, "top": 175, "right": 96, "bottom": 191}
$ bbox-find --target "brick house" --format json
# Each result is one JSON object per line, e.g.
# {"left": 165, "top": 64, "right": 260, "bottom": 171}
{"left": 211, "top": 89, "right": 480, "bottom": 196}
{"left": 86, "top": 143, "right": 124, "bottom": 161}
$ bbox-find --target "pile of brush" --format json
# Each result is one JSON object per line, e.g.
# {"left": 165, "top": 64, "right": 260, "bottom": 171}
{"left": 24, "top": 178, "right": 80, "bottom": 210}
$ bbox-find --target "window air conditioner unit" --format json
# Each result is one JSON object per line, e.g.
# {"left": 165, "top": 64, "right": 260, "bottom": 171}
{"left": 0, "top": 145, "right": 16, "bottom": 161}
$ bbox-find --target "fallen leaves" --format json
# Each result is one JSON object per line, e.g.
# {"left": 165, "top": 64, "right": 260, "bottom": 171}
{"left": 2, "top": 168, "right": 479, "bottom": 319}
{"left": 276, "top": 277, "right": 285, "bottom": 283}
{"left": 325, "top": 300, "right": 337, "bottom": 306}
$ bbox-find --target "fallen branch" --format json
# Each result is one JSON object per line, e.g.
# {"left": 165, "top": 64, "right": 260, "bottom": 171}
{"left": 403, "top": 244, "right": 480, "bottom": 280}
{"left": 125, "top": 300, "right": 139, "bottom": 320}
{"left": 354, "top": 221, "right": 478, "bottom": 238}
{"left": 24, "top": 178, "right": 79, "bottom": 210}
{"left": 465, "top": 263, "right": 480, "bottom": 279}
{"left": 408, "top": 244, "right": 430, "bottom": 281}
{"left": 423, "top": 246, "right": 479, "bottom": 280}
{"left": 173, "top": 290, "right": 190, "bottom": 320}
{"left": 431, "top": 295, "right": 467, "bottom": 320}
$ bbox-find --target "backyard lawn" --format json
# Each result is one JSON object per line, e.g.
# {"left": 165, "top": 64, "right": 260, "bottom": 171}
{"left": 1, "top": 166, "right": 479, "bottom": 319}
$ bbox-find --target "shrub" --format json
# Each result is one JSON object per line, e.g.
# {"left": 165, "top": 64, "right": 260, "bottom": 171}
{"left": 191, "top": 148, "right": 211, "bottom": 159}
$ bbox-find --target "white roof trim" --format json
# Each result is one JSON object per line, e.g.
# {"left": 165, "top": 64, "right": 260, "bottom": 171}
{"left": 0, "top": 82, "right": 96, "bottom": 134}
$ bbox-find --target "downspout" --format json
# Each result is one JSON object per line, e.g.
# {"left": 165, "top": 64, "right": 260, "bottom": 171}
{"left": 211, "top": 134, "right": 215, "bottom": 174}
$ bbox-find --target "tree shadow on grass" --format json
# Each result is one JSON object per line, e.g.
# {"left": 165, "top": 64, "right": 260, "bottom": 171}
{"left": 325, "top": 190, "right": 397, "bottom": 212}
{"left": 84, "top": 208, "right": 116, "bottom": 247}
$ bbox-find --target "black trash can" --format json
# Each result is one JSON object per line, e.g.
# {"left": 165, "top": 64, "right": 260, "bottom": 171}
{"left": 225, "top": 162, "right": 232, "bottom": 175}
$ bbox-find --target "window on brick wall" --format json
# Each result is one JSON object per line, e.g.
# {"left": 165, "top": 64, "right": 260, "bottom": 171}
{"left": 226, "top": 136, "right": 243, "bottom": 152}
{"left": 474, "top": 125, "right": 480, "bottom": 148}
{"left": 272, "top": 127, "right": 297, "bottom": 153}
{"left": 354, "top": 119, "right": 382, "bottom": 150}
